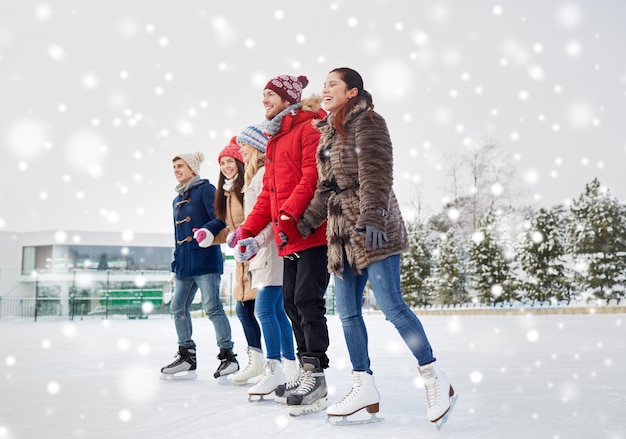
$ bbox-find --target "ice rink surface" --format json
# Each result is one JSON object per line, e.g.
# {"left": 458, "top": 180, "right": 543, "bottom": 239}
{"left": 1, "top": 312, "right": 624, "bottom": 439}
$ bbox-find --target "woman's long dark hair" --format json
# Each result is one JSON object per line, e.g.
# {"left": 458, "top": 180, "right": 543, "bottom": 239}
{"left": 214, "top": 160, "right": 245, "bottom": 221}
{"left": 329, "top": 67, "right": 376, "bottom": 137}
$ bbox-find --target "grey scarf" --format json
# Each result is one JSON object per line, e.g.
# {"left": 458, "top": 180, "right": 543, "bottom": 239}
{"left": 175, "top": 175, "right": 202, "bottom": 197}
{"left": 264, "top": 102, "right": 301, "bottom": 136}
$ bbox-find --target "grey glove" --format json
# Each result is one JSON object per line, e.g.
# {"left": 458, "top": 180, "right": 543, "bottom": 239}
{"left": 278, "top": 231, "right": 288, "bottom": 250}
{"left": 359, "top": 225, "right": 389, "bottom": 250}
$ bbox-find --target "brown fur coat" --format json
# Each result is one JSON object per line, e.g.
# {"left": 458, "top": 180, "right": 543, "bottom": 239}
{"left": 300, "top": 100, "right": 409, "bottom": 277}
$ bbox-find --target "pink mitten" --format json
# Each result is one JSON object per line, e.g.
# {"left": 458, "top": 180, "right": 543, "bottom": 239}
{"left": 193, "top": 228, "right": 214, "bottom": 248}
{"left": 226, "top": 227, "right": 242, "bottom": 249}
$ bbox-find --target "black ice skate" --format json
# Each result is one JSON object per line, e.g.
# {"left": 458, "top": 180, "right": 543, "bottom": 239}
{"left": 214, "top": 348, "right": 239, "bottom": 379}
{"left": 287, "top": 356, "right": 328, "bottom": 416}
{"left": 160, "top": 346, "right": 197, "bottom": 380}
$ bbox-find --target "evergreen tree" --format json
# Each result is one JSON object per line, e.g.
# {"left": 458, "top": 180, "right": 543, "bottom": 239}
{"left": 431, "top": 229, "right": 469, "bottom": 305}
{"left": 468, "top": 210, "right": 518, "bottom": 304}
{"left": 400, "top": 219, "right": 434, "bottom": 306}
{"left": 517, "top": 206, "right": 571, "bottom": 303}
{"left": 567, "top": 178, "right": 626, "bottom": 300}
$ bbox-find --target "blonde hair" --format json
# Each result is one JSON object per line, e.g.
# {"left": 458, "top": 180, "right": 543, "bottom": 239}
{"left": 243, "top": 148, "right": 265, "bottom": 191}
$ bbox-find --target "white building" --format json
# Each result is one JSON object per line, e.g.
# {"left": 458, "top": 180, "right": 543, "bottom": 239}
{"left": 0, "top": 230, "right": 237, "bottom": 320}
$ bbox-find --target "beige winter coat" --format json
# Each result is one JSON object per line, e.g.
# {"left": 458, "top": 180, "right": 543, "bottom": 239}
{"left": 216, "top": 190, "right": 256, "bottom": 302}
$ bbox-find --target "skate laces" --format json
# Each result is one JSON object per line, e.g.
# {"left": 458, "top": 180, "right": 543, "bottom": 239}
{"left": 421, "top": 365, "right": 440, "bottom": 408}
{"left": 240, "top": 359, "right": 254, "bottom": 373}
{"left": 265, "top": 360, "right": 276, "bottom": 374}
{"left": 292, "top": 370, "right": 315, "bottom": 395}
{"left": 336, "top": 373, "right": 363, "bottom": 405}
{"left": 285, "top": 368, "right": 304, "bottom": 390}
{"left": 256, "top": 361, "right": 275, "bottom": 384}
{"left": 166, "top": 352, "right": 184, "bottom": 368}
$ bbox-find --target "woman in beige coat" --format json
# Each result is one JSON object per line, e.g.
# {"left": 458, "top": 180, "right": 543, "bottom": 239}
{"left": 213, "top": 137, "right": 262, "bottom": 384}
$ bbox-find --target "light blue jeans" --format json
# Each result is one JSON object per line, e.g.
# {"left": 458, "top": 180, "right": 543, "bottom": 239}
{"left": 170, "top": 273, "right": 233, "bottom": 350}
{"left": 334, "top": 254, "right": 435, "bottom": 373}
{"left": 255, "top": 286, "right": 295, "bottom": 361}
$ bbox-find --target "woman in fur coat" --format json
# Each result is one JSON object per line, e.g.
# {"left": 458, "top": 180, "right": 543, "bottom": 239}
{"left": 297, "top": 67, "right": 456, "bottom": 427}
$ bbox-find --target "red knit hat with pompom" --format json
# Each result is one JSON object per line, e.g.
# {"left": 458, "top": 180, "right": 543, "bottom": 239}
{"left": 264, "top": 74, "right": 309, "bottom": 104}
{"left": 217, "top": 136, "right": 244, "bottom": 164}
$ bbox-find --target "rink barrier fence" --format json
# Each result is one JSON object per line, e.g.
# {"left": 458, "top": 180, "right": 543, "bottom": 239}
{"left": 411, "top": 298, "right": 626, "bottom": 315}
{"left": 0, "top": 295, "right": 624, "bottom": 321}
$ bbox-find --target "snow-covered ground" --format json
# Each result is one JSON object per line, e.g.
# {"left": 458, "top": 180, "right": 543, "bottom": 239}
{"left": 1, "top": 312, "right": 624, "bottom": 439}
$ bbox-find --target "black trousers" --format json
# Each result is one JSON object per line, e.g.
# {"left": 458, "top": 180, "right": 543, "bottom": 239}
{"left": 282, "top": 244, "right": 331, "bottom": 369}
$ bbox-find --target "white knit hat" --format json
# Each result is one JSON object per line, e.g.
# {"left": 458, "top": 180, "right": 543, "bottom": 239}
{"left": 173, "top": 151, "right": 204, "bottom": 175}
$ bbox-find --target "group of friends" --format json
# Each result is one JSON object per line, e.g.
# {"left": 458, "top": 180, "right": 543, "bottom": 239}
{"left": 161, "top": 67, "right": 456, "bottom": 426}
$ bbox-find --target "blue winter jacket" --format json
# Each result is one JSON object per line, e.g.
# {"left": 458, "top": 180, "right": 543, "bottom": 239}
{"left": 171, "top": 179, "right": 226, "bottom": 277}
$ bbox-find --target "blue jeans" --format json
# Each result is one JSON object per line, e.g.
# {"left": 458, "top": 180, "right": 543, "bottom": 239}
{"left": 255, "top": 286, "right": 295, "bottom": 361}
{"left": 334, "top": 254, "right": 435, "bottom": 373}
{"left": 236, "top": 300, "right": 262, "bottom": 350}
{"left": 170, "top": 273, "right": 233, "bottom": 350}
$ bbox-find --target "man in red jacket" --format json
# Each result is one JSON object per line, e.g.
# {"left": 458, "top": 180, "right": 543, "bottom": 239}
{"left": 234, "top": 74, "right": 330, "bottom": 416}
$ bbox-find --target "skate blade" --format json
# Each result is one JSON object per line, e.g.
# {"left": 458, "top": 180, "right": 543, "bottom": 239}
{"left": 288, "top": 397, "right": 328, "bottom": 417}
{"left": 327, "top": 413, "right": 384, "bottom": 426}
{"left": 231, "top": 372, "right": 262, "bottom": 386}
{"left": 215, "top": 376, "right": 231, "bottom": 386}
{"left": 248, "top": 393, "right": 271, "bottom": 403}
{"left": 160, "top": 370, "right": 197, "bottom": 381}
{"left": 435, "top": 393, "right": 458, "bottom": 431}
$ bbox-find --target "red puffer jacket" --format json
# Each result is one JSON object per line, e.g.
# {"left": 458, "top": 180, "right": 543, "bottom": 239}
{"left": 242, "top": 97, "right": 328, "bottom": 256}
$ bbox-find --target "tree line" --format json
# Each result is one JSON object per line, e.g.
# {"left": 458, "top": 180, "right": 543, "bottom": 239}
{"left": 399, "top": 139, "right": 626, "bottom": 307}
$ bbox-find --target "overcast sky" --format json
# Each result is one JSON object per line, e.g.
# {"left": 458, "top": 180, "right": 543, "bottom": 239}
{"left": 1, "top": 1, "right": 625, "bottom": 235}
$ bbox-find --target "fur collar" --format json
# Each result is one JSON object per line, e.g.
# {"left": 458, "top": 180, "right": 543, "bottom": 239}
{"left": 316, "top": 99, "right": 370, "bottom": 136}
{"left": 300, "top": 94, "right": 323, "bottom": 113}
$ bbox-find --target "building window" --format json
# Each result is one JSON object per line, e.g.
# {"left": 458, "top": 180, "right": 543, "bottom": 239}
{"left": 22, "top": 245, "right": 173, "bottom": 273}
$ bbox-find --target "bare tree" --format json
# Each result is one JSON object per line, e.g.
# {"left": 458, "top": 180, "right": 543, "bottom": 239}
{"left": 443, "top": 151, "right": 463, "bottom": 207}
{"left": 440, "top": 136, "right": 528, "bottom": 242}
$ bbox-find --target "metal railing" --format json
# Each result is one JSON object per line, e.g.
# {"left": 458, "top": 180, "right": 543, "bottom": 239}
{"left": 0, "top": 267, "right": 338, "bottom": 322}
{"left": 0, "top": 294, "right": 173, "bottom": 321}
